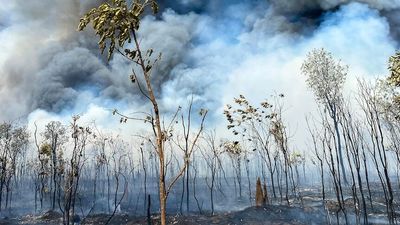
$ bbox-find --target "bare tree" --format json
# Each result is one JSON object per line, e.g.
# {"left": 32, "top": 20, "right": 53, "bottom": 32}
{"left": 61, "top": 116, "right": 93, "bottom": 225}
{"left": 306, "top": 116, "right": 326, "bottom": 202}
{"left": 321, "top": 116, "right": 348, "bottom": 224}
{"left": 171, "top": 98, "right": 207, "bottom": 214}
{"left": 223, "top": 141, "right": 244, "bottom": 198}
{"left": 358, "top": 80, "right": 395, "bottom": 224}
{"left": 43, "top": 121, "right": 67, "bottom": 210}
{"left": 340, "top": 103, "right": 369, "bottom": 224}
{"left": 269, "top": 101, "right": 294, "bottom": 205}
{"left": 0, "top": 123, "right": 29, "bottom": 210}
{"left": 105, "top": 137, "right": 129, "bottom": 225}
{"left": 201, "top": 130, "right": 224, "bottom": 215}
{"left": 33, "top": 123, "right": 51, "bottom": 210}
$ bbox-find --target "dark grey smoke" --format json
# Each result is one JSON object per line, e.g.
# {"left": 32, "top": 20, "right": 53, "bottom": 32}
{"left": 0, "top": 0, "right": 201, "bottom": 119}
{"left": 266, "top": 0, "right": 400, "bottom": 43}
{"left": 0, "top": 0, "right": 399, "bottom": 121}
{"left": 0, "top": 0, "right": 108, "bottom": 118}
{"left": 270, "top": 0, "right": 400, "bottom": 12}
{"left": 383, "top": 9, "right": 400, "bottom": 41}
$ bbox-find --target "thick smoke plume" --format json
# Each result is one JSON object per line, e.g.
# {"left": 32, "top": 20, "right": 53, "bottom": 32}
{"left": 0, "top": 0, "right": 398, "bottom": 138}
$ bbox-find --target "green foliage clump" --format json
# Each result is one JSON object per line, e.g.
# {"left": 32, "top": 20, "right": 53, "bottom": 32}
{"left": 301, "top": 48, "right": 348, "bottom": 105}
{"left": 384, "top": 51, "right": 400, "bottom": 114}
{"left": 389, "top": 51, "right": 400, "bottom": 87}
{"left": 40, "top": 143, "right": 52, "bottom": 156}
{"left": 78, "top": 0, "right": 158, "bottom": 60}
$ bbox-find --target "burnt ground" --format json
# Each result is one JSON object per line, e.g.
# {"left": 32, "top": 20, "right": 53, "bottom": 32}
{"left": 0, "top": 205, "right": 326, "bottom": 225}
{"left": 0, "top": 184, "right": 395, "bottom": 225}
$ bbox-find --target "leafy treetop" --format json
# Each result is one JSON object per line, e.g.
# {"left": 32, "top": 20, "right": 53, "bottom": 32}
{"left": 389, "top": 51, "right": 400, "bottom": 87}
{"left": 301, "top": 48, "right": 348, "bottom": 107}
{"left": 78, "top": 0, "right": 158, "bottom": 60}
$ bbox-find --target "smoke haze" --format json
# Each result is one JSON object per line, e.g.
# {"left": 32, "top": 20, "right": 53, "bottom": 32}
{"left": 0, "top": 0, "right": 398, "bottom": 145}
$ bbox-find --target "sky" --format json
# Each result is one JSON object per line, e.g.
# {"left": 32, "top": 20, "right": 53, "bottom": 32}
{"left": 0, "top": 0, "right": 399, "bottom": 151}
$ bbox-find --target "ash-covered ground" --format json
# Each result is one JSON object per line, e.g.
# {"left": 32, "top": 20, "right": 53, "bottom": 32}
{"left": 0, "top": 205, "right": 326, "bottom": 225}
{"left": 0, "top": 185, "right": 395, "bottom": 225}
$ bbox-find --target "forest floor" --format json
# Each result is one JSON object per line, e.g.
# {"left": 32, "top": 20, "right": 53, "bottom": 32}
{"left": 0, "top": 205, "right": 327, "bottom": 225}
{"left": 0, "top": 200, "right": 393, "bottom": 225}
{"left": 0, "top": 185, "right": 394, "bottom": 224}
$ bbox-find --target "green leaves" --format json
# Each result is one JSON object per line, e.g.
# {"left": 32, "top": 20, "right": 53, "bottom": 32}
{"left": 40, "top": 143, "right": 52, "bottom": 156}
{"left": 301, "top": 48, "right": 348, "bottom": 105}
{"left": 223, "top": 141, "right": 242, "bottom": 156}
{"left": 151, "top": 1, "right": 159, "bottom": 14}
{"left": 199, "top": 108, "right": 208, "bottom": 116}
{"left": 389, "top": 51, "right": 400, "bottom": 87}
{"left": 145, "top": 64, "right": 152, "bottom": 72}
{"left": 125, "top": 49, "right": 137, "bottom": 60}
{"left": 385, "top": 51, "right": 400, "bottom": 114}
{"left": 78, "top": 0, "right": 158, "bottom": 61}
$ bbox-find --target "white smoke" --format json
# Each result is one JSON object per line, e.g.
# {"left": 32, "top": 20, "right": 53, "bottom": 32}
{"left": 0, "top": 1, "right": 398, "bottom": 150}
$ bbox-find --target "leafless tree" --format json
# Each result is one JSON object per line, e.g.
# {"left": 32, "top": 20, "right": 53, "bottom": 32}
{"left": 0, "top": 122, "right": 29, "bottom": 210}
{"left": 201, "top": 130, "right": 224, "bottom": 215}
{"left": 42, "top": 121, "right": 67, "bottom": 210}
{"left": 60, "top": 116, "right": 93, "bottom": 225}
{"left": 358, "top": 80, "right": 395, "bottom": 224}
{"left": 170, "top": 98, "right": 208, "bottom": 214}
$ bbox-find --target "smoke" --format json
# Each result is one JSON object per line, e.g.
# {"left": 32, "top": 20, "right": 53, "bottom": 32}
{"left": 0, "top": 0, "right": 95, "bottom": 118}
{"left": 0, "top": 1, "right": 399, "bottom": 145}
{"left": 270, "top": 0, "right": 400, "bottom": 12}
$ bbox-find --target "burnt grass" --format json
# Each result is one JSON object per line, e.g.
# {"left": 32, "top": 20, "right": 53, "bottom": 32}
{"left": 0, "top": 184, "right": 396, "bottom": 224}
{"left": 0, "top": 205, "right": 325, "bottom": 225}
